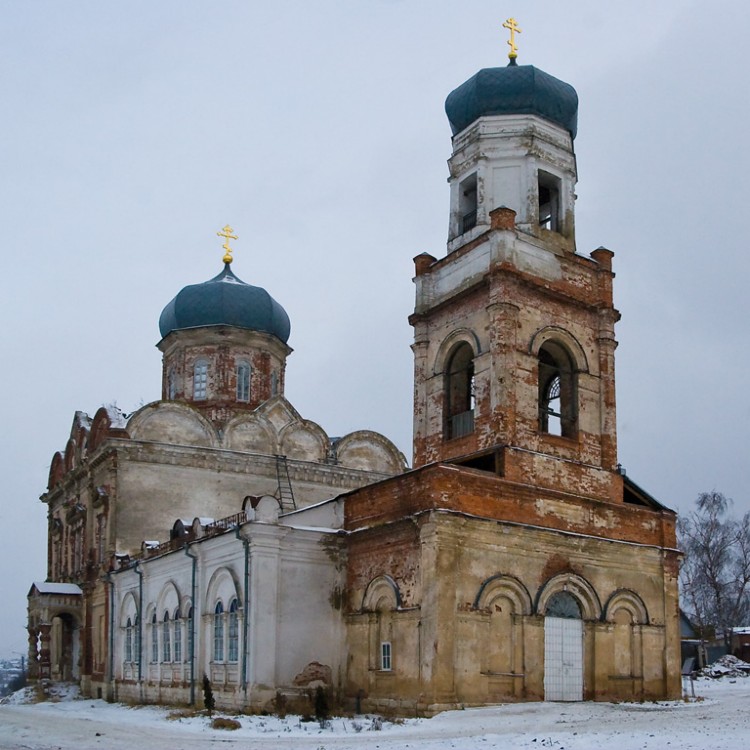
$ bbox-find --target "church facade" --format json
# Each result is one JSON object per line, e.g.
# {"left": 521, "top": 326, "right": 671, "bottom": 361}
{"left": 28, "top": 52, "right": 681, "bottom": 712}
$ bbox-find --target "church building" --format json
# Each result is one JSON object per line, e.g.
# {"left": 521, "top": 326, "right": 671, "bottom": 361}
{"left": 28, "top": 37, "right": 681, "bottom": 712}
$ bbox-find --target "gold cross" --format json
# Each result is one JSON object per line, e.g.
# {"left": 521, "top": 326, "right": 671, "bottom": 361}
{"left": 217, "top": 224, "right": 238, "bottom": 264}
{"left": 502, "top": 17, "right": 522, "bottom": 60}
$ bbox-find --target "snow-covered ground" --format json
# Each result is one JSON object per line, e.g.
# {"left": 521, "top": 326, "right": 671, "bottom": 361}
{"left": 1, "top": 677, "right": 747, "bottom": 750}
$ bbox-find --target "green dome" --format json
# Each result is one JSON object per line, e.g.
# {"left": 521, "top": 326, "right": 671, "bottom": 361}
{"left": 159, "top": 264, "right": 291, "bottom": 343}
{"left": 445, "top": 62, "right": 578, "bottom": 138}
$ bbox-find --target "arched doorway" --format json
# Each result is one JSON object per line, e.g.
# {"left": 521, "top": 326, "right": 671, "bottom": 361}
{"left": 544, "top": 591, "right": 583, "bottom": 701}
{"left": 50, "top": 613, "right": 80, "bottom": 681}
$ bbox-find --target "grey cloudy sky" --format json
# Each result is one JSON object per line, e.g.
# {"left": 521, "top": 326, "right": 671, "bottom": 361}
{"left": 1, "top": 0, "right": 747, "bottom": 657}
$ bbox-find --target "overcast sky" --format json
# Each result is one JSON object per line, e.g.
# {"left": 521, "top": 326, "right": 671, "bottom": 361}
{"left": 1, "top": 1, "right": 748, "bottom": 657}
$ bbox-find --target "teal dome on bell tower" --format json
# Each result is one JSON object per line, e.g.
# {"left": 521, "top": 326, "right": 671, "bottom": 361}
{"left": 445, "top": 60, "right": 579, "bottom": 138}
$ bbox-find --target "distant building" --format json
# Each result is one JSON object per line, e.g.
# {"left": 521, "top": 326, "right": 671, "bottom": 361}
{"left": 28, "top": 48, "right": 681, "bottom": 712}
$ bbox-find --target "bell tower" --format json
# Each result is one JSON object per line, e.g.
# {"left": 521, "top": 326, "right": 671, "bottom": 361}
{"left": 410, "top": 43, "right": 622, "bottom": 504}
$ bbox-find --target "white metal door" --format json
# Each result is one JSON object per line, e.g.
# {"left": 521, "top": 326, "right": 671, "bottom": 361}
{"left": 544, "top": 616, "right": 583, "bottom": 701}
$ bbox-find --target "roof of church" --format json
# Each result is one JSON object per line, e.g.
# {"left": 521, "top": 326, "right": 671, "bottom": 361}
{"left": 158, "top": 263, "right": 291, "bottom": 343}
{"left": 445, "top": 61, "right": 578, "bottom": 138}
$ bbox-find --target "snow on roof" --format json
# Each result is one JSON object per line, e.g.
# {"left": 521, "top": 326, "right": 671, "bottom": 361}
{"left": 32, "top": 582, "right": 83, "bottom": 595}
{"left": 105, "top": 404, "right": 127, "bottom": 428}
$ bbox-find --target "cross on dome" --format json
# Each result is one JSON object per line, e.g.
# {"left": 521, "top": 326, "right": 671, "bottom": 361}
{"left": 217, "top": 224, "right": 238, "bottom": 264}
{"left": 502, "top": 17, "right": 522, "bottom": 60}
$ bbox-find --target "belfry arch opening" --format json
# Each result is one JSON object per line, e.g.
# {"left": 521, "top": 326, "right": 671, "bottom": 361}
{"left": 445, "top": 342, "right": 475, "bottom": 439}
{"left": 538, "top": 170, "right": 561, "bottom": 233}
{"left": 538, "top": 341, "right": 577, "bottom": 437}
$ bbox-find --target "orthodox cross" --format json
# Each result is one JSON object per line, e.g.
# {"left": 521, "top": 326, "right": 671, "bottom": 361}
{"left": 217, "top": 224, "right": 238, "bottom": 264}
{"left": 502, "top": 17, "right": 522, "bottom": 60}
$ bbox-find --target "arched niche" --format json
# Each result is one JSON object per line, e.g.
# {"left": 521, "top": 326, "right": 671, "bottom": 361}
{"left": 279, "top": 420, "right": 328, "bottom": 462}
{"left": 603, "top": 589, "right": 649, "bottom": 625}
{"left": 335, "top": 431, "right": 406, "bottom": 474}
{"left": 361, "top": 575, "right": 401, "bottom": 613}
{"left": 474, "top": 573, "right": 533, "bottom": 614}
{"left": 224, "top": 413, "right": 277, "bottom": 454}
{"left": 127, "top": 402, "right": 217, "bottom": 448}
{"left": 204, "top": 566, "right": 241, "bottom": 612}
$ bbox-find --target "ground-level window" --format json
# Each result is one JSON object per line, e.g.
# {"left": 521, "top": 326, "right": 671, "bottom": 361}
{"left": 380, "top": 641, "right": 392, "bottom": 671}
{"left": 162, "top": 611, "right": 171, "bottom": 662}
{"left": 173, "top": 608, "right": 182, "bottom": 663}
{"left": 186, "top": 607, "right": 193, "bottom": 663}
{"left": 151, "top": 612, "right": 158, "bottom": 663}
{"left": 134, "top": 615, "right": 140, "bottom": 661}
{"left": 228, "top": 599, "right": 239, "bottom": 663}
{"left": 125, "top": 617, "right": 133, "bottom": 662}
{"left": 213, "top": 602, "right": 224, "bottom": 662}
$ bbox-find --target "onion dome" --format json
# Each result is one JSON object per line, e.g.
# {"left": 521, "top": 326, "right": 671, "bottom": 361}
{"left": 158, "top": 263, "right": 291, "bottom": 344}
{"left": 445, "top": 60, "right": 578, "bottom": 138}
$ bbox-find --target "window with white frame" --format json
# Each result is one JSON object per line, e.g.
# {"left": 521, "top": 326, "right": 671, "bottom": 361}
{"left": 134, "top": 615, "right": 140, "bottom": 662}
{"left": 125, "top": 617, "right": 133, "bottom": 662}
{"left": 380, "top": 641, "right": 392, "bottom": 671}
{"left": 236, "top": 362, "right": 251, "bottom": 402}
{"left": 173, "top": 608, "right": 182, "bottom": 663}
{"left": 193, "top": 360, "right": 208, "bottom": 400}
{"left": 186, "top": 607, "right": 193, "bottom": 663}
{"left": 213, "top": 601, "right": 225, "bottom": 662}
{"left": 162, "top": 611, "right": 171, "bottom": 662}
{"left": 151, "top": 612, "right": 158, "bottom": 663}
{"left": 228, "top": 598, "right": 239, "bottom": 662}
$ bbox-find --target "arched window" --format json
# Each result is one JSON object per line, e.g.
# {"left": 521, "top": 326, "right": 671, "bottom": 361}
{"left": 186, "top": 606, "right": 193, "bottom": 664}
{"left": 546, "top": 591, "right": 582, "bottom": 619}
{"left": 445, "top": 342, "right": 475, "bottom": 439}
{"left": 213, "top": 601, "right": 224, "bottom": 662}
{"left": 167, "top": 368, "right": 177, "bottom": 400}
{"left": 151, "top": 612, "right": 158, "bottom": 663}
{"left": 228, "top": 598, "right": 239, "bottom": 663}
{"left": 193, "top": 360, "right": 208, "bottom": 401}
{"left": 134, "top": 615, "right": 140, "bottom": 662}
{"left": 236, "top": 361, "right": 251, "bottom": 402}
{"left": 125, "top": 617, "right": 133, "bottom": 663}
{"left": 162, "top": 611, "right": 171, "bottom": 662}
{"left": 173, "top": 608, "right": 182, "bottom": 663}
{"left": 538, "top": 341, "right": 577, "bottom": 437}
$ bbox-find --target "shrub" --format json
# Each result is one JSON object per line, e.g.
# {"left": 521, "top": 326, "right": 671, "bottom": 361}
{"left": 202, "top": 674, "right": 215, "bottom": 716}
{"left": 211, "top": 717, "right": 241, "bottom": 730}
{"left": 313, "top": 685, "right": 329, "bottom": 722}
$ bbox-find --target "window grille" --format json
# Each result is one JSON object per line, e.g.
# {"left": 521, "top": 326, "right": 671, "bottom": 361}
{"left": 194, "top": 360, "right": 208, "bottom": 400}
{"left": 380, "top": 641, "right": 392, "bottom": 671}
{"left": 237, "top": 362, "right": 251, "bottom": 402}
{"left": 213, "top": 601, "right": 224, "bottom": 662}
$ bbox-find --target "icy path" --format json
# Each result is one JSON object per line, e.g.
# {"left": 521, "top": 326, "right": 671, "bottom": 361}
{"left": 0, "top": 678, "right": 746, "bottom": 750}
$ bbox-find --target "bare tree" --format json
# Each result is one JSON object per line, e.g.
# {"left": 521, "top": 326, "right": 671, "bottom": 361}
{"left": 678, "top": 491, "right": 750, "bottom": 648}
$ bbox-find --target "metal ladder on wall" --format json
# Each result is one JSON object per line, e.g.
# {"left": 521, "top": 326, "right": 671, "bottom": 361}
{"left": 275, "top": 455, "right": 296, "bottom": 513}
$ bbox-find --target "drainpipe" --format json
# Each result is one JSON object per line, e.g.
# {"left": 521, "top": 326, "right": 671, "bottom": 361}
{"left": 184, "top": 543, "right": 198, "bottom": 706}
{"left": 105, "top": 572, "right": 115, "bottom": 700}
{"left": 134, "top": 562, "right": 143, "bottom": 684}
{"left": 234, "top": 525, "right": 250, "bottom": 692}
